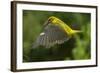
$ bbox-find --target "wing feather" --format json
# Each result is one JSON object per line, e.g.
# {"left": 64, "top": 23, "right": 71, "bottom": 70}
{"left": 33, "top": 24, "right": 70, "bottom": 48}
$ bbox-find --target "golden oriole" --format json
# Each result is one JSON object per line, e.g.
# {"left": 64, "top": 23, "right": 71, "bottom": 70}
{"left": 33, "top": 16, "right": 81, "bottom": 48}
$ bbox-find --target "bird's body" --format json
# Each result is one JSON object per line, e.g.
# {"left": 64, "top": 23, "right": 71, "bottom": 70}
{"left": 32, "top": 16, "right": 81, "bottom": 48}
{"left": 47, "top": 16, "right": 81, "bottom": 35}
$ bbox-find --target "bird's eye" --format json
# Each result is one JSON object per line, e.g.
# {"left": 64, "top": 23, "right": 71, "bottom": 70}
{"left": 48, "top": 19, "right": 51, "bottom": 22}
{"left": 48, "top": 18, "right": 54, "bottom": 23}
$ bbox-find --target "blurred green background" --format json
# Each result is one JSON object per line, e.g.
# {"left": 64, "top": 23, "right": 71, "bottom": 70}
{"left": 23, "top": 10, "right": 91, "bottom": 62}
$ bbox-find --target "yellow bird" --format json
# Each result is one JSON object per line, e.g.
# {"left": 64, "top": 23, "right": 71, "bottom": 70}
{"left": 33, "top": 16, "right": 81, "bottom": 48}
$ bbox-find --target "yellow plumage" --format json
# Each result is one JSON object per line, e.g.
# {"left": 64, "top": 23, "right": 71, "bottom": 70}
{"left": 48, "top": 16, "right": 81, "bottom": 36}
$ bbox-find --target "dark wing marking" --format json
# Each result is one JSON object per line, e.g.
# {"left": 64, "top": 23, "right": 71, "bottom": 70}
{"left": 32, "top": 24, "right": 70, "bottom": 48}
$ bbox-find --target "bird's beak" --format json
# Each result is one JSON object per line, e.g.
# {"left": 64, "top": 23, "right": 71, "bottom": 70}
{"left": 43, "top": 19, "right": 50, "bottom": 27}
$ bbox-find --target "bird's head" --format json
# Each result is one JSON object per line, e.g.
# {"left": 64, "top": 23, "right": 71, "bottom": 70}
{"left": 48, "top": 16, "right": 61, "bottom": 24}
{"left": 44, "top": 16, "right": 64, "bottom": 27}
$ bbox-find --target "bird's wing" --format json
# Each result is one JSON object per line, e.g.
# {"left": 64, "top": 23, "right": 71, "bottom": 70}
{"left": 32, "top": 24, "right": 70, "bottom": 48}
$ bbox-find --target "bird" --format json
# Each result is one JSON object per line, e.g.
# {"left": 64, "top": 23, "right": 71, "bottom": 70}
{"left": 32, "top": 16, "right": 81, "bottom": 48}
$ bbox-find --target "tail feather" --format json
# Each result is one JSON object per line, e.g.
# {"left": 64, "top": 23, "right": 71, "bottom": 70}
{"left": 73, "top": 30, "right": 82, "bottom": 33}
{"left": 71, "top": 30, "right": 82, "bottom": 35}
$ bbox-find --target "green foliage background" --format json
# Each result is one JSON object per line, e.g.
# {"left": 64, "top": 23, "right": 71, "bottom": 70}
{"left": 23, "top": 10, "right": 91, "bottom": 62}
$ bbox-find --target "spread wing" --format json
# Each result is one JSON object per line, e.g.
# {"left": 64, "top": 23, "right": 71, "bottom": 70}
{"left": 32, "top": 24, "right": 70, "bottom": 48}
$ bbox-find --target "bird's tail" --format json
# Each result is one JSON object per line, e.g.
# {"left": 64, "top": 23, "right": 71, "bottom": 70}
{"left": 72, "top": 30, "right": 82, "bottom": 34}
